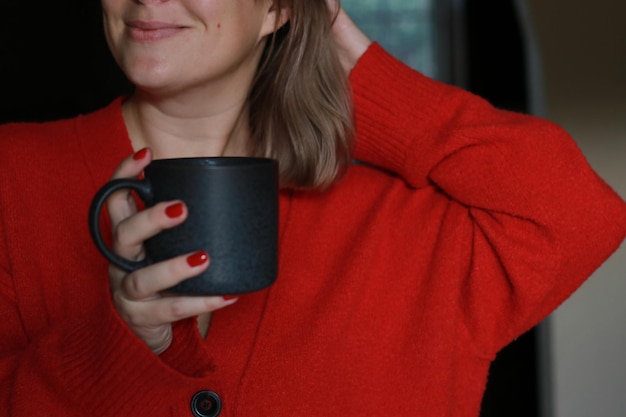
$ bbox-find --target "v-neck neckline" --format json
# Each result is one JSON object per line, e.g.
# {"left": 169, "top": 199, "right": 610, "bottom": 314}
{"left": 77, "top": 97, "right": 297, "bottom": 380}
{"left": 77, "top": 97, "right": 134, "bottom": 190}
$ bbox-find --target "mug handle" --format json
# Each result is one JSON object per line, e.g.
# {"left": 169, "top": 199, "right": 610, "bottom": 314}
{"left": 88, "top": 178, "right": 153, "bottom": 272}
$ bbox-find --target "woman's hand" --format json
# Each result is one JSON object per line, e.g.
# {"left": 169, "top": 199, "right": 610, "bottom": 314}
{"left": 326, "top": 0, "right": 372, "bottom": 75}
{"left": 105, "top": 149, "right": 236, "bottom": 355}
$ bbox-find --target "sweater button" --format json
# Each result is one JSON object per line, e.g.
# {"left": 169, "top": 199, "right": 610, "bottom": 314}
{"left": 190, "top": 391, "right": 222, "bottom": 417}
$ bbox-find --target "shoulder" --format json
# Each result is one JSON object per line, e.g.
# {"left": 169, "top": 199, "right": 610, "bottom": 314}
{"left": 0, "top": 98, "right": 124, "bottom": 168}
{"left": 0, "top": 98, "right": 128, "bottom": 199}
{"left": 0, "top": 117, "right": 76, "bottom": 148}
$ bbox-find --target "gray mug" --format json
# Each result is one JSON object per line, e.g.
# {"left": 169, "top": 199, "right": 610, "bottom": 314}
{"left": 88, "top": 157, "right": 279, "bottom": 295}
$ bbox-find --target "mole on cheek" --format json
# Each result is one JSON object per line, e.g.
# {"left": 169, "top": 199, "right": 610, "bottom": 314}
{"left": 217, "top": 23, "right": 221, "bottom": 29}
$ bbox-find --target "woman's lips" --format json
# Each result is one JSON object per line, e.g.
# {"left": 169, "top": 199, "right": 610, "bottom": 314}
{"left": 126, "top": 21, "right": 186, "bottom": 41}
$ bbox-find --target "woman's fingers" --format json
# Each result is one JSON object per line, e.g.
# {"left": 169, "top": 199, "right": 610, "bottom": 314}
{"left": 117, "top": 294, "right": 237, "bottom": 354}
{"left": 325, "top": 4, "right": 372, "bottom": 75}
{"left": 110, "top": 249, "right": 238, "bottom": 354}
{"left": 111, "top": 147, "right": 151, "bottom": 180}
{"left": 107, "top": 148, "right": 152, "bottom": 226}
{"left": 112, "top": 200, "right": 188, "bottom": 259}
{"left": 121, "top": 294, "right": 237, "bottom": 329}
{"left": 121, "top": 250, "right": 209, "bottom": 301}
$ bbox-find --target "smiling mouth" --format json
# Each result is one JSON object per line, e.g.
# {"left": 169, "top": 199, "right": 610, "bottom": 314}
{"left": 126, "top": 21, "right": 187, "bottom": 41}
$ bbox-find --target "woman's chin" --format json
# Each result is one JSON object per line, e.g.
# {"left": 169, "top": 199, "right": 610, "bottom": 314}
{"left": 118, "top": 57, "right": 175, "bottom": 92}
{"left": 125, "top": 72, "right": 180, "bottom": 97}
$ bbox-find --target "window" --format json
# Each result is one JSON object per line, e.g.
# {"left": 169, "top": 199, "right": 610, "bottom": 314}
{"left": 343, "top": 0, "right": 437, "bottom": 78}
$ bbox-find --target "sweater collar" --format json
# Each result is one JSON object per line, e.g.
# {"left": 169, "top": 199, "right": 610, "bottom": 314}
{"left": 76, "top": 96, "right": 134, "bottom": 189}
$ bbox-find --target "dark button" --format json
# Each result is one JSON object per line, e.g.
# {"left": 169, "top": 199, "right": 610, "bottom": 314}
{"left": 191, "top": 391, "right": 222, "bottom": 417}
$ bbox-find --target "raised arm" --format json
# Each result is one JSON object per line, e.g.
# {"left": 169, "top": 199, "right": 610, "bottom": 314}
{"left": 346, "top": 40, "right": 626, "bottom": 353}
{"left": 325, "top": 1, "right": 372, "bottom": 75}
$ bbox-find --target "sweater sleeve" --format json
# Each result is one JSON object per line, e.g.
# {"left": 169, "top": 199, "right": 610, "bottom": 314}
{"left": 0, "top": 122, "right": 216, "bottom": 416}
{"left": 349, "top": 43, "right": 626, "bottom": 355}
{"left": 0, "top": 250, "right": 215, "bottom": 415}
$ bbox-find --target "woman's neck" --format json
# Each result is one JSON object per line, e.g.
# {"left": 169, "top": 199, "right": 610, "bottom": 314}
{"left": 122, "top": 89, "right": 253, "bottom": 159}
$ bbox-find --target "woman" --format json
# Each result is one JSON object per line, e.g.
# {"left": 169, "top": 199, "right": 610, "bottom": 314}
{"left": 1, "top": 1, "right": 625, "bottom": 416}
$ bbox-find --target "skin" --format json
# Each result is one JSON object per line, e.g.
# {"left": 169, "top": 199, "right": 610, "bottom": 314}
{"left": 326, "top": 1, "right": 372, "bottom": 76}
{"left": 102, "top": 0, "right": 289, "bottom": 158}
{"left": 102, "top": 0, "right": 372, "bottom": 354}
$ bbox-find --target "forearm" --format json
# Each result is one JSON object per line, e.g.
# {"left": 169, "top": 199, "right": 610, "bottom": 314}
{"left": 348, "top": 43, "right": 626, "bottom": 352}
{"left": 327, "top": 3, "right": 372, "bottom": 75}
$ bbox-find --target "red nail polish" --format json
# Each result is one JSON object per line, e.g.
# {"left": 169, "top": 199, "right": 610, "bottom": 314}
{"left": 186, "top": 251, "right": 209, "bottom": 267}
{"left": 165, "top": 202, "right": 184, "bottom": 218}
{"left": 223, "top": 295, "right": 238, "bottom": 301}
{"left": 133, "top": 148, "right": 148, "bottom": 160}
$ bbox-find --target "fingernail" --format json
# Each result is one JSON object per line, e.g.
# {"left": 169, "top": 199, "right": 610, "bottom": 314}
{"left": 133, "top": 147, "right": 149, "bottom": 160}
{"left": 186, "top": 251, "right": 209, "bottom": 267}
{"left": 165, "top": 202, "right": 184, "bottom": 218}
{"left": 223, "top": 295, "right": 238, "bottom": 301}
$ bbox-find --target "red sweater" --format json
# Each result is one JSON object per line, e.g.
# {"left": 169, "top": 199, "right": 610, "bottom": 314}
{"left": 1, "top": 44, "right": 625, "bottom": 416}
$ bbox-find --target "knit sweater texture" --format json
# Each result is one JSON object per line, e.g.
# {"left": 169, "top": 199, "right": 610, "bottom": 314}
{"left": 1, "top": 44, "right": 625, "bottom": 416}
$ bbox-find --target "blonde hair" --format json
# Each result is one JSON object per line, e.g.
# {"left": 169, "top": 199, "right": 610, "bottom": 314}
{"left": 249, "top": 0, "right": 354, "bottom": 189}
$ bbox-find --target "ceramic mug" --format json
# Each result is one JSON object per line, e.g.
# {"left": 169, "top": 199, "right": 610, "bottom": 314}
{"left": 88, "top": 157, "right": 279, "bottom": 295}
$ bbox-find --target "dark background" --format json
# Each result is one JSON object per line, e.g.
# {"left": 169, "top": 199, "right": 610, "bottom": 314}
{"left": 0, "top": 1, "right": 130, "bottom": 124}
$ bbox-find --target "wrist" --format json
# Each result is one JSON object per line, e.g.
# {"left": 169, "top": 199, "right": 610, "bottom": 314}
{"left": 332, "top": 9, "right": 372, "bottom": 74}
